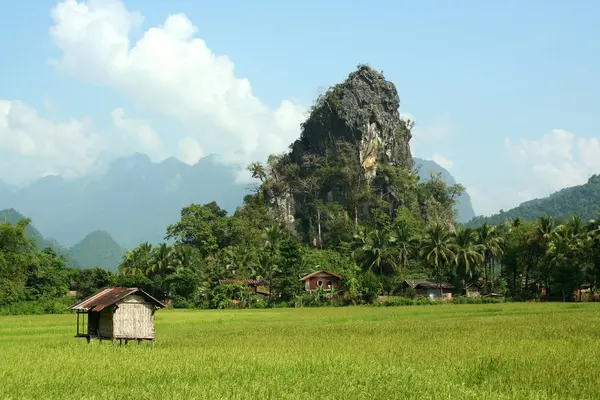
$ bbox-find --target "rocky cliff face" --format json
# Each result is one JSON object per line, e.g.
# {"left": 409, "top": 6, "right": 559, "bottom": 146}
{"left": 253, "top": 64, "right": 463, "bottom": 242}
{"left": 290, "top": 64, "right": 413, "bottom": 177}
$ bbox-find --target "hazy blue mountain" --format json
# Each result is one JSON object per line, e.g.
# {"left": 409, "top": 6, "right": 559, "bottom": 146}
{"left": 413, "top": 158, "right": 476, "bottom": 223}
{"left": 1, "top": 208, "right": 126, "bottom": 270}
{"left": 0, "top": 154, "right": 248, "bottom": 249}
{"left": 0, "top": 208, "right": 65, "bottom": 252}
{"left": 68, "top": 230, "right": 126, "bottom": 271}
{"left": 0, "top": 154, "right": 475, "bottom": 250}
{"left": 0, "top": 180, "right": 16, "bottom": 195}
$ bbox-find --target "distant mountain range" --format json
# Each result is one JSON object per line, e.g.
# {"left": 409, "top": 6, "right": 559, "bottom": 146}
{"left": 465, "top": 174, "right": 600, "bottom": 227}
{"left": 0, "top": 208, "right": 126, "bottom": 271}
{"left": 0, "top": 153, "right": 246, "bottom": 249}
{"left": 413, "top": 158, "right": 476, "bottom": 223}
{"left": 0, "top": 153, "right": 476, "bottom": 269}
{"left": 3, "top": 151, "right": 597, "bottom": 267}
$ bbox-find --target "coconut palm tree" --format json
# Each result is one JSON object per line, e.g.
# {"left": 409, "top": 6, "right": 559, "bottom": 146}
{"left": 172, "top": 245, "right": 201, "bottom": 272}
{"left": 355, "top": 229, "right": 396, "bottom": 276}
{"left": 476, "top": 223, "right": 504, "bottom": 292}
{"left": 148, "top": 243, "right": 174, "bottom": 277}
{"left": 261, "top": 224, "right": 286, "bottom": 299}
{"left": 392, "top": 220, "right": 416, "bottom": 283}
{"left": 420, "top": 223, "right": 455, "bottom": 297}
{"left": 452, "top": 228, "right": 485, "bottom": 293}
{"left": 118, "top": 242, "right": 153, "bottom": 276}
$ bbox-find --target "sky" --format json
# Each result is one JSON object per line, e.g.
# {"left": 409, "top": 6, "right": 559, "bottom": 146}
{"left": 1, "top": 0, "right": 599, "bottom": 217}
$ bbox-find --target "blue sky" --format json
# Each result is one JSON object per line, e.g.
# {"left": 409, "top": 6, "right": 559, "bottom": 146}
{"left": 1, "top": 0, "right": 599, "bottom": 216}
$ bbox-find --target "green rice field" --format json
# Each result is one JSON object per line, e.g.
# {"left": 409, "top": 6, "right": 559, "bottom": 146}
{"left": 0, "top": 303, "right": 599, "bottom": 399}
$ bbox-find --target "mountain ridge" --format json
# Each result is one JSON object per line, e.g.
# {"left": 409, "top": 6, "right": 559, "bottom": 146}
{"left": 1, "top": 208, "right": 125, "bottom": 271}
{"left": 465, "top": 174, "right": 600, "bottom": 227}
{"left": 0, "top": 153, "right": 476, "bottom": 249}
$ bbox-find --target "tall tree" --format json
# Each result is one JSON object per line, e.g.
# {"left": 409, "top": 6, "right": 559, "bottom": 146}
{"left": 420, "top": 223, "right": 455, "bottom": 297}
{"left": 452, "top": 228, "right": 484, "bottom": 292}
{"left": 476, "top": 223, "right": 504, "bottom": 292}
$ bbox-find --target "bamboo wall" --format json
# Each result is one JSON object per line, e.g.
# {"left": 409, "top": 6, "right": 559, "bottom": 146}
{"left": 113, "top": 294, "right": 155, "bottom": 339}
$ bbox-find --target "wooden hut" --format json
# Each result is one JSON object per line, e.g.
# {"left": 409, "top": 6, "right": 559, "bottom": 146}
{"left": 68, "top": 287, "right": 166, "bottom": 345}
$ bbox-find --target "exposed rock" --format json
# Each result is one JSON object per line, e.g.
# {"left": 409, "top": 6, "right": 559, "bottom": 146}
{"left": 290, "top": 64, "right": 413, "bottom": 176}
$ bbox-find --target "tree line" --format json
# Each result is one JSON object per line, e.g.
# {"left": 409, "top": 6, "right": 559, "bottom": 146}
{"left": 2, "top": 199, "right": 598, "bottom": 314}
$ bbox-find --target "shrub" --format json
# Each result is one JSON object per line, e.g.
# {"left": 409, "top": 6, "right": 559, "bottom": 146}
{"left": 0, "top": 296, "right": 73, "bottom": 316}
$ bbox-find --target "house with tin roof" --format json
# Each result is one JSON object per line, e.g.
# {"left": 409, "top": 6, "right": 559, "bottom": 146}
{"left": 68, "top": 287, "right": 166, "bottom": 345}
{"left": 402, "top": 279, "right": 455, "bottom": 298}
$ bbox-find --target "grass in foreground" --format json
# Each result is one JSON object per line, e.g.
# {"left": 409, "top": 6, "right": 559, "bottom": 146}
{"left": 0, "top": 303, "right": 599, "bottom": 400}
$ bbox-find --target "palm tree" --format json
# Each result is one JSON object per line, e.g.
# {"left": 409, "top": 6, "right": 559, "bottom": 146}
{"left": 476, "top": 223, "right": 504, "bottom": 292}
{"left": 546, "top": 229, "right": 582, "bottom": 301}
{"left": 118, "top": 242, "right": 153, "bottom": 276}
{"left": 452, "top": 228, "right": 484, "bottom": 293}
{"left": 355, "top": 229, "right": 396, "bottom": 276}
{"left": 262, "top": 224, "right": 286, "bottom": 299}
{"left": 532, "top": 216, "right": 557, "bottom": 295}
{"left": 392, "top": 220, "right": 416, "bottom": 284}
{"left": 536, "top": 216, "right": 557, "bottom": 242}
{"left": 223, "top": 245, "right": 257, "bottom": 278}
{"left": 420, "top": 223, "right": 455, "bottom": 297}
{"left": 172, "top": 245, "right": 200, "bottom": 272}
{"left": 148, "top": 243, "right": 174, "bottom": 277}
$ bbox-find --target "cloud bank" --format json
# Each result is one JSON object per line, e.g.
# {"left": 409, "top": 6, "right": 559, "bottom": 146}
{"left": 1, "top": 0, "right": 597, "bottom": 220}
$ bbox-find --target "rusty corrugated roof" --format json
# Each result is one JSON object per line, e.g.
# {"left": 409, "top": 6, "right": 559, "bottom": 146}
{"left": 68, "top": 287, "right": 166, "bottom": 312}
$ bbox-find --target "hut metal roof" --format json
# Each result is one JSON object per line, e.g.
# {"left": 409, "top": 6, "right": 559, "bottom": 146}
{"left": 404, "top": 279, "right": 454, "bottom": 289}
{"left": 300, "top": 270, "right": 342, "bottom": 281}
{"left": 68, "top": 287, "right": 166, "bottom": 312}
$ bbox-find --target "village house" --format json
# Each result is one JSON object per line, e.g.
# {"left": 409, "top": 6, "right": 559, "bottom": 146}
{"left": 465, "top": 285, "right": 482, "bottom": 297}
{"left": 300, "top": 270, "right": 342, "bottom": 293}
{"left": 402, "top": 279, "right": 455, "bottom": 299}
{"left": 218, "top": 279, "right": 269, "bottom": 296}
{"left": 68, "top": 287, "right": 166, "bottom": 345}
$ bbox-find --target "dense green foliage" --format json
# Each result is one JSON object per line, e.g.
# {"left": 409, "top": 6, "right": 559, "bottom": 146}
{"left": 1, "top": 208, "right": 125, "bottom": 271}
{"left": 68, "top": 230, "right": 126, "bottom": 271}
{"left": 1, "top": 305, "right": 599, "bottom": 399}
{"left": 0, "top": 215, "right": 137, "bottom": 314}
{"left": 1, "top": 208, "right": 73, "bottom": 261}
{"left": 1, "top": 65, "right": 598, "bottom": 313}
{"left": 467, "top": 174, "right": 600, "bottom": 226}
{"left": 414, "top": 157, "right": 475, "bottom": 222}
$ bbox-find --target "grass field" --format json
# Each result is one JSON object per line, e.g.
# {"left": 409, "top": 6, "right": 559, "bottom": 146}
{"left": 1, "top": 303, "right": 599, "bottom": 400}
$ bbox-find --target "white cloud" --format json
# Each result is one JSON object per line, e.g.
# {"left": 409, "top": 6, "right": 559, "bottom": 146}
{"left": 0, "top": 100, "right": 107, "bottom": 185}
{"left": 430, "top": 153, "right": 453, "bottom": 170}
{"left": 111, "top": 107, "right": 166, "bottom": 162}
{"left": 405, "top": 112, "right": 451, "bottom": 155}
{"left": 505, "top": 129, "right": 600, "bottom": 193}
{"left": 467, "top": 185, "right": 535, "bottom": 217}
{"left": 0, "top": 99, "right": 180, "bottom": 186}
{"left": 469, "top": 129, "right": 600, "bottom": 216}
{"left": 178, "top": 137, "right": 203, "bottom": 165}
{"left": 49, "top": 0, "right": 306, "bottom": 170}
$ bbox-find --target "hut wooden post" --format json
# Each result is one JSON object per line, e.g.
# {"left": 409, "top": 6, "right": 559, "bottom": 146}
{"left": 68, "top": 287, "right": 166, "bottom": 345}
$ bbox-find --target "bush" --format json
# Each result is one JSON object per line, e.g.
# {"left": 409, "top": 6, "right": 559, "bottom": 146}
{"left": 254, "top": 300, "right": 270, "bottom": 309}
{"left": 0, "top": 296, "right": 74, "bottom": 316}
{"left": 359, "top": 271, "right": 381, "bottom": 304}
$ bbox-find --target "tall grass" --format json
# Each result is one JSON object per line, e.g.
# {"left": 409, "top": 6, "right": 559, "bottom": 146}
{"left": 0, "top": 303, "right": 598, "bottom": 399}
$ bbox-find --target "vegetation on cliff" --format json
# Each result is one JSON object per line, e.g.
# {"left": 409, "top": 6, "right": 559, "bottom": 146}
{"left": 248, "top": 65, "right": 464, "bottom": 245}
{"left": 1, "top": 65, "right": 599, "bottom": 314}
